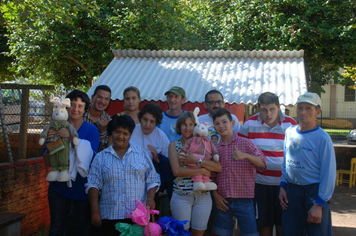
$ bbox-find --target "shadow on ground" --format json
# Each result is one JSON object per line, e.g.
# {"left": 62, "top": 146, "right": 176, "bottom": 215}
{"left": 331, "top": 186, "right": 356, "bottom": 236}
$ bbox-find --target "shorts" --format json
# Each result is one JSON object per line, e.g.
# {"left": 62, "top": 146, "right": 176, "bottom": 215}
{"left": 170, "top": 191, "right": 212, "bottom": 230}
{"left": 212, "top": 198, "right": 258, "bottom": 236}
{"left": 254, "top": 184, "right": 282, "bottom": 228}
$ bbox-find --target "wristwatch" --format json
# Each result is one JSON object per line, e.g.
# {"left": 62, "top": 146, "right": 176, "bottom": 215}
{"left": 197, "top": 158, "right": 203, "bottom": 166}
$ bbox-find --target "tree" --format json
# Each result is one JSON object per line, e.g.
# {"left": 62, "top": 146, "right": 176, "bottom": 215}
{"left": 188, "top": 0, "right": 356, "bottom": 93}
{"left": 1, "top": 0, "right": 356, "bottom": 92}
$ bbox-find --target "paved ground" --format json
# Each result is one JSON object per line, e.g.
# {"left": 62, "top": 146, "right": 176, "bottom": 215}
{"left": 331, "top": 185, "right": 356, "bottom": 236}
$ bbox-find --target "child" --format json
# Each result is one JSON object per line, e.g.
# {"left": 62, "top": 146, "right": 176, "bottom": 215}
{"left": 211, "top": 108, "right": 266, "bottom": 236}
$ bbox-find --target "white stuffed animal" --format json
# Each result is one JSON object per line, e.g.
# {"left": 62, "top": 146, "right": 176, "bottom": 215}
{"left": 181, "top": 107, "right": 219, "bottom": 191}
{"left": 39, "top": 95, "right": 79, "bottom": 182}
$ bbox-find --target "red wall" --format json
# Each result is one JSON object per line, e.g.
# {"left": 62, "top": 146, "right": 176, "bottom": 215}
{"left": 107, "top": 100, "right": 245, "bottom": 123}
{"left": 0, "top": 158, "right": 50, "bottom": 235}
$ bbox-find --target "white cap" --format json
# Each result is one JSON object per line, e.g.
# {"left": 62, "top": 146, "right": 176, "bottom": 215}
{"left": 296, "top": 92, "right": 321, "bottom": 107}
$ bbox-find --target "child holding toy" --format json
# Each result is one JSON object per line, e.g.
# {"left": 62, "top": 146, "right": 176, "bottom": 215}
{"left": 211, "top": 108, "right": 266, "bottom": 236}
{"left": 169, "top": 112, "right": 221, "bottom": 236}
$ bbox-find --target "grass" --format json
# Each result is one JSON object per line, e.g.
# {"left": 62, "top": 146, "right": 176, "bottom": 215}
{"left": 323, "top": 128, "right": 349, "bottom": 136}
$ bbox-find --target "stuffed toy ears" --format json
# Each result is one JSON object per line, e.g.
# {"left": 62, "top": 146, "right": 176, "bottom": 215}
{"left": 193, "top": 107, "right": 200, "bottom": 125}
{"left": 61, "top": 98, "right": 71, "bottom": 108}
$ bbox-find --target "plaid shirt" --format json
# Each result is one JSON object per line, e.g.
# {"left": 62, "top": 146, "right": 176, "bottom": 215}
{"left": 83, "top": 108, "right": 111, "bottom": 152}
{"left": 86, "top": 145, "right": 160, "bottom": 220}
{"left": 214, "top": 134, "right": 266, "bottom": 199}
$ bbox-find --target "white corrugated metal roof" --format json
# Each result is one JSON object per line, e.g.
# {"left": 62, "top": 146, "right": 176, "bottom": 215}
{"left": 88, "top": 49, "right": 307, "bottom": 105}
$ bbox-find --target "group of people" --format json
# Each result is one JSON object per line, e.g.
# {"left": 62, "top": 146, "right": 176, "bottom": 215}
{"left": 43, "top": 85, "right": 336, "bottom": 236}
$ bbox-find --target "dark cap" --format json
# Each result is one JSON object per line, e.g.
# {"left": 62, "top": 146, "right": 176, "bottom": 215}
{"left": 164, "top": 86, "right": 186, "bottom": 97}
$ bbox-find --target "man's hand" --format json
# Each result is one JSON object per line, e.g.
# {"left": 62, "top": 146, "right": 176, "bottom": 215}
{"left": 97, "top": 117, "right": 111, "bottom": 134}
{"left": 147, "top": 145, "right": 159, "bottom": 163}
{"left": 91, "top": 210, "right": 102, "bottom": 227}
{"left": 212, "top": 191, "right": 229, "bottom": 211}
{"left": 279, "top": 187, "right": 288, "bottom": 211}
{"left": 307, "top": 205, "right": 323, "bottom": 224}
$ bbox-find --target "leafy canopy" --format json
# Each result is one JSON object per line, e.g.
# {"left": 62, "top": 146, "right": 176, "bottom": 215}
{"left": 1, "top": 0, "right": 355, "bottom": 92}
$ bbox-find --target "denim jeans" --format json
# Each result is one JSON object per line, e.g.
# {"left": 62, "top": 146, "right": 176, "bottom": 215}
{"left": 282, "top": 183, "right": 332, "bottom": 236}
{"left": 212, "top": 198, "right": 259, "bottom": 236}
{"left": 48, "top": 186, "right": 93, "bottom": 236}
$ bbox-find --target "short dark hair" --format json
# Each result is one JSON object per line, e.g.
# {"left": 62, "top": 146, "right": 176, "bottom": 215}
{"left": 123, "top": 86, "right": 141, "bottom": 99}
{"left": 205, "top": 89, "right": 223, "bottom": 103}
{"left": 138, "top": 103, "right": 163, "bottom": 126}
{"left": 212, "top": 108, "right": 232, "bottom": 122}
{"left": 66, "top": 89, "right": 90, "bottom": 112}
{"left": 93, "top": 85, "right": 111, "bottom": 96}
{"left": 258, "top": 92, "right": 279, "bottom": 107}
{"left": 108, "top": 114, "right": 136, "bottom": 135}
{"left": 176, "top": 111, "right": 195, "bottom": 135}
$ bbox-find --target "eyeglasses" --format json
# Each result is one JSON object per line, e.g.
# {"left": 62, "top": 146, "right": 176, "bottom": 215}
{"left": 206, "top": 100, "right": 224, "bottom": 106}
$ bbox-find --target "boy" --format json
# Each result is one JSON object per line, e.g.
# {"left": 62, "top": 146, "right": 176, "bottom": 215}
{"left": 86, "top": 115, "right": 160, "bottom": 235}
{"left": 212, "top": 108, "right": 266, "bottom": 236}
{"left": 238, "top": 92, "right": 297, "bottom": 236}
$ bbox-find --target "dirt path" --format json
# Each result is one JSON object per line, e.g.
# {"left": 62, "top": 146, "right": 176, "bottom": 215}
{"left": 331, "top": 185, "right": 356, "bottom": 235}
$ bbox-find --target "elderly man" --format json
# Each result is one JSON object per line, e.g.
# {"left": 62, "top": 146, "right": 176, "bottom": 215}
{"left": 279, "top": 92, "right": 336, "bottom": 236}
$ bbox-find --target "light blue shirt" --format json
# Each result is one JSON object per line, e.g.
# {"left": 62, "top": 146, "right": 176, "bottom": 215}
{"left": 86, "top": 145, "right": 160, "bottom": 220}
{"left": 158, "top": 111, "right": 184, "bottom": 142}
{"left": 281, "top": 125, "right": 336, "bottom": 207}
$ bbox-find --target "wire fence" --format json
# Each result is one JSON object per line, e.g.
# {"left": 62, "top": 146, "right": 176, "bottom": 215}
{"left": 0, "top": 84, "right": 55, "bottom": 163}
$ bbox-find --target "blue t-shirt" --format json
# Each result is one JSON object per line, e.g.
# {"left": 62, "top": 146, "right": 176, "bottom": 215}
{"left": 49, "top": 121, "right": 99, "bottom": 200}
{"left": 158, "top": 110, "right": 185, "bottom": 142}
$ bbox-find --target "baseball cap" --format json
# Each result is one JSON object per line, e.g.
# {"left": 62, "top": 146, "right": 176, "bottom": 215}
{"left": 296, "top": 92, "right": 321, "bottom": 107}
{"left": 164, "top": 86, "right": 186, "bottom": 97}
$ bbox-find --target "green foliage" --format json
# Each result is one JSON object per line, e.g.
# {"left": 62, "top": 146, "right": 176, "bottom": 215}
{"left": 0, "top": 0, "right": 355, "bottom": 92}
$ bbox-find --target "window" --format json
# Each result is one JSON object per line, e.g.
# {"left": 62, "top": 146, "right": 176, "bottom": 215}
{"left": 345, "top": 83, "right": 356, "bottom": 101}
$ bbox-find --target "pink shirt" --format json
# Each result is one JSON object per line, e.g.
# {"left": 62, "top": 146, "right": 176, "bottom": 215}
{"left": 214, "top": 134, "right": 266, "bottom": 199}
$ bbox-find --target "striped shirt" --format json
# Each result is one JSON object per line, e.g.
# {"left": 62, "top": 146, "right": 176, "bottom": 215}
{"left": 83, "top": 107, "right": 111, "bottom": 152}
{"left": 86, "top": 145, "right": 160, "bottom": 220}
{"left": 238, "top": 111, "right": 297, "bottom": 186}
{"left": 214, "top": 134, "right": 266, "bottom": 199}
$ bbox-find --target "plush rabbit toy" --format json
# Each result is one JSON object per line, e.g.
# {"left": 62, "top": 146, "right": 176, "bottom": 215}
{"left": 181, "top": 107, "right": 219, "bottom": 191}
{"left": 39, "top": 95, "right": 79, "bottom": 182}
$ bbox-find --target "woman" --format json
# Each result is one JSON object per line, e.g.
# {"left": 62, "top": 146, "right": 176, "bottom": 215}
{"left": 169, "top": 112, "right": 221, "bottom": 236}
{"left": 45, "top": 90, "right": 99, "bottom": 235}
{"left": 87, "top": 115, "right": 160, "bottom": 236}
{"left": 117, "top": 86, "right": 141, "bottom": 124}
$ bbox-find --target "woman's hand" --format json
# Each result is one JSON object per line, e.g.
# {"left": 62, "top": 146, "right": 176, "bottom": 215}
{"left": 147, "top": 145, "right": 159, "bottom": 163}
{"left": 179, "top": 152, "right": 198, "bottom": 165}
{"left": 91, "top": 210, "right": 102, "bottom": 227}
{"left": 56, "top": 127, "right": 71, "bottom": 139}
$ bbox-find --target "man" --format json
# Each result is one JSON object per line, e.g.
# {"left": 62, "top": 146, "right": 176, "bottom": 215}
{"left": 84, "top": 85, "right": 111, "bottom": 151}
{"left": 279, "top": 92, "right": 336, "bottom": 236}
{"left": 159, "top": 86, "right": 186, "bottom": 141}
{"left": 199, "top": 90, "right": 240, "bottom": 142}
{"left": 238, "top": 92, "right": 297, "bottom": 236}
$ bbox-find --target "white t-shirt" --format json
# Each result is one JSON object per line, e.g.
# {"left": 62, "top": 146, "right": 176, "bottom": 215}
{"left": 130, "top": 124, "right": 170, "bottom": 157}
{"left": 198, "top": 113, "right": 240, "bottom": 139}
